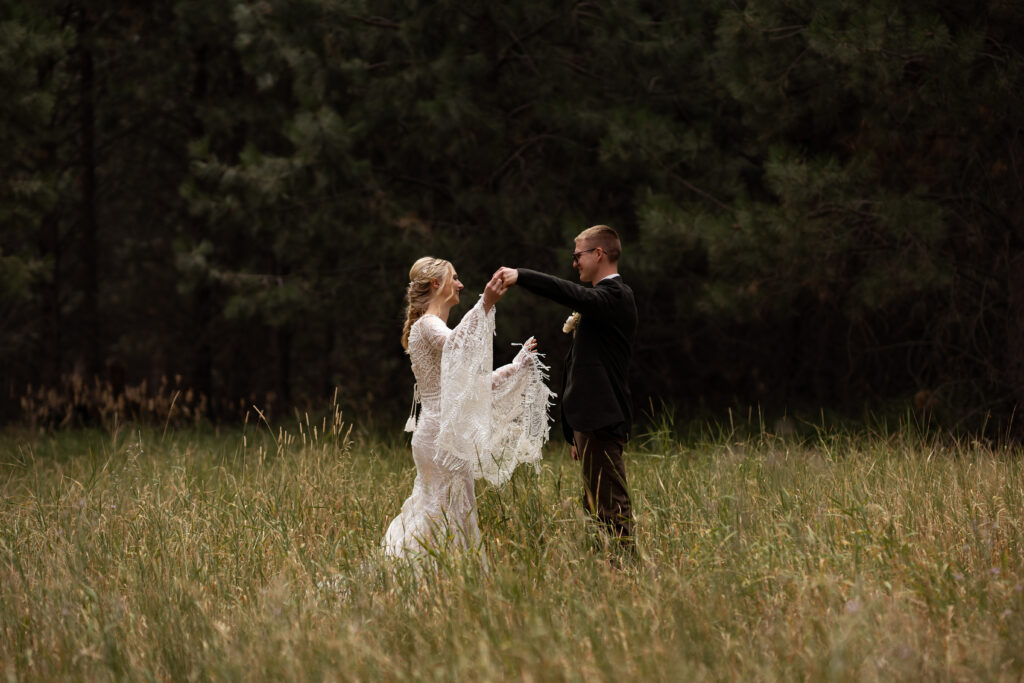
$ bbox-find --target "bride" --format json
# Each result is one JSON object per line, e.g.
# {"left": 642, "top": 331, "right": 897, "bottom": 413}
{"left": 383, "top": 257, "right": 553, "bottom": 561}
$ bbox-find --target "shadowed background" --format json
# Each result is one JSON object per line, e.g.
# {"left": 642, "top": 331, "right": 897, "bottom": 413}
{"left": 2, "top": 0, "right": 1023, "bottom": 432}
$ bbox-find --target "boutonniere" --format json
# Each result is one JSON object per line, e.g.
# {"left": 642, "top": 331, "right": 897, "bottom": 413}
{"left": 563, "top": 311, "right": 581, "bottom": 334}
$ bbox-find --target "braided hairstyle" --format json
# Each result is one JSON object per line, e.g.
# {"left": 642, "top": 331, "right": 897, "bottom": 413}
{"left": 401, "top": 256, "right": 453, "bottom": 351}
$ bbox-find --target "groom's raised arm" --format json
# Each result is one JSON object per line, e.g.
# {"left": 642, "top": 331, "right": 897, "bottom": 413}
{"left": 500, "top": 267, "right": 619, "bottom": 318}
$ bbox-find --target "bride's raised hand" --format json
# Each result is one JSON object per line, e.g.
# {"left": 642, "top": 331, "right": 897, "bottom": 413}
{"left": 512, "top": 336, "right": 540, "bottom": 370}
{"left": 482, "top": 273, "right": 506, "bottom": 311}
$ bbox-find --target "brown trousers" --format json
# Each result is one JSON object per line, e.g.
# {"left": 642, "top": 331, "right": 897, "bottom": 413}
{"left": 574, "top": 428, "right": 634, "bottom": 547}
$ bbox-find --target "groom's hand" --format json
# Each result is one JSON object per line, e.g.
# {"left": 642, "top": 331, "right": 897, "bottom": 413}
{"left": 496, "top": 267, "right": 518, "bottom": 287}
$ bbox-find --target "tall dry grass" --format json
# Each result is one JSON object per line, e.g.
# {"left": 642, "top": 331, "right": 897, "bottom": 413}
{"left": 1, "top": 410, "right": 1023, "bottom": 680}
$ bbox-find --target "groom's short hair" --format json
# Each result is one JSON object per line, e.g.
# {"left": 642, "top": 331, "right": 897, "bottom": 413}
{"left": 576, "top": 225, "right": 621, "bottom": 262}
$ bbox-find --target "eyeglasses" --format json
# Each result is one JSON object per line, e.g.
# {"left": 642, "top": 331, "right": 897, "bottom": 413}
{"left": 572, "top": 248, "right": 597, "bottom": 263}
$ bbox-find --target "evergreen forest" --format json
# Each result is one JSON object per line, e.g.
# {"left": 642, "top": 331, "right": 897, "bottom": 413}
{"left": 3, "top": 0, "right": 1023, "bottom": 431}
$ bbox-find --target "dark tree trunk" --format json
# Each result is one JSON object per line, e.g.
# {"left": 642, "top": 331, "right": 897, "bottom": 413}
{"left": 1007, "top": 250, "right": 1024, "bottom": 438}
{"left": 323, "top": 321, "right": 335, "bottom": 400}
{"left": 36, "top": 45, "right": 63, "bottom": 389}
{"left": 40, "top": 206, "right": 61, "bottom": 386}
{"left": 78, "top": 9, "right": 100, "bottom": 379}
{"left": 189, "top": 44, "right": 213, "bottom": 413}
{"left": 277, "top": 327, "right": 293, "bottom": 407}
{"left": 192, "top": 283, "right": 213, "bottom": 404}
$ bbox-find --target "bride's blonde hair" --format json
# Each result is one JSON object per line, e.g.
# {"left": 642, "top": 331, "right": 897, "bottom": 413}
{"left": 401, "top": 256, "right": 453, "bottom": 351}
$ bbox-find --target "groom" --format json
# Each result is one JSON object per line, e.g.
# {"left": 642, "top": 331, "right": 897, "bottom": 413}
{"left": 497, "top": 225, "right": 638, "bottom": 551}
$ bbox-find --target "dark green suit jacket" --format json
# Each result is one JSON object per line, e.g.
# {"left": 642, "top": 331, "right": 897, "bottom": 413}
{"left": 516, "top": 269, "right": 638, "bottom": 443}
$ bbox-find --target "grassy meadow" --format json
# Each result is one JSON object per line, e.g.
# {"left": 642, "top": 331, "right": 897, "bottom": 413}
{"left": 2, "top": 408, "right": 1024, "bottom": 681}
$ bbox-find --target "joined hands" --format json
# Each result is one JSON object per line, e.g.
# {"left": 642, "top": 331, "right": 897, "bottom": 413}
{"left": 483, "top": 267, "right": 539, "bottom": 359}
{"left": 495, "top": 266, "right": 518, "bottom": 288}
{"left": 483, "top": 267, "right": 519, "bottom": 310}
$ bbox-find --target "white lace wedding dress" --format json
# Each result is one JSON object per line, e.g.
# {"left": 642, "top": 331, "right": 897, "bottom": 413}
{"left": 383, "top": 297, "right": 553, "bottom": 561}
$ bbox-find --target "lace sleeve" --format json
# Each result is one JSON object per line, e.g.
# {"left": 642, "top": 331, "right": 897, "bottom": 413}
{"left": 488, "top": 340, "right": 554, "bottom": 483}
{"left": 435, "top": 298, "right": 495, "bottom": 476}
{"left": 491, "top": 339, "right": 536, "bottom": 390}
{"left": 436, "top": 301, "right": 554, "bottom": 486}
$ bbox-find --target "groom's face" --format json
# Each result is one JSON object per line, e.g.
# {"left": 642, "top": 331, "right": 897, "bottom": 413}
{"left": 572, "top": 239, "right": 599, "bottom": 283}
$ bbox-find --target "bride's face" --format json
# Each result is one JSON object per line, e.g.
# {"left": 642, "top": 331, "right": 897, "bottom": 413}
{"left": 434, "top": 266, "right": 464, "bottom": 306}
